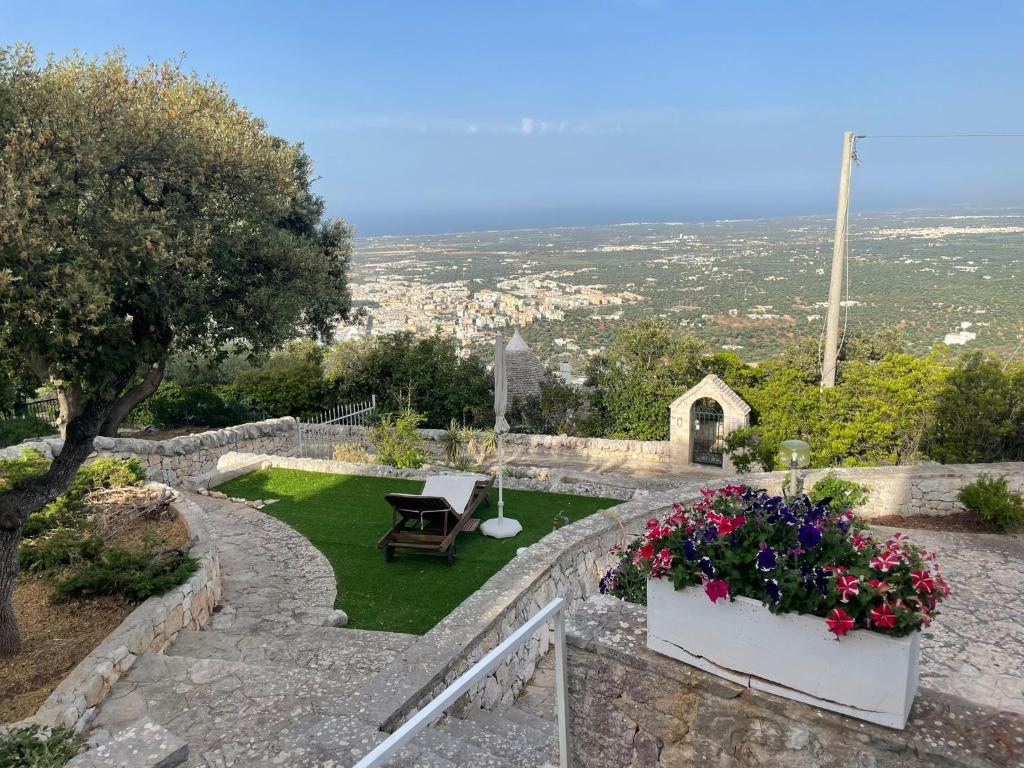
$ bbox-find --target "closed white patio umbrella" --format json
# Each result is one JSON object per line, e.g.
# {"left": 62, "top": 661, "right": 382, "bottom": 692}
{"left": 480, "top": 331, "right": 522, "bottom": 538}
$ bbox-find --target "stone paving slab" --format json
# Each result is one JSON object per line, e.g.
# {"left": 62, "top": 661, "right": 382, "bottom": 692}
{"left": 870, "top": 526, "right": 1024, "bottom": 714}
{"left": 68, "top": 719, "right": 187, "bottom": 768}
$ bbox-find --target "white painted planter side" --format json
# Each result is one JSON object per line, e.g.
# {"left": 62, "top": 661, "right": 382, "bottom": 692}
{"left": 646, "top": 578, "right": 920, "bottom": 729}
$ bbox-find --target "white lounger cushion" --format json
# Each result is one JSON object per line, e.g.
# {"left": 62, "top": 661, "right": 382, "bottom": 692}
{"left": 421, "top": 474, "right": 487, "bottom": 516}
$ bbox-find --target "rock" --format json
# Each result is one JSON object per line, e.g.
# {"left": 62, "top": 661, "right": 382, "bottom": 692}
{"left": 322, "top": 609, "right": 349, "bottom": 627}
{"left": 66, "top": 719, "right": 188, "bottom": 768}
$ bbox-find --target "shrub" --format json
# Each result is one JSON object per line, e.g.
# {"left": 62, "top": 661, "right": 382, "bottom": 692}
{"left": 809, "top": 473, "right": 869, "bottom": 514}
{"left": 332, "top": 442, "right": 371, "bottom": 463}
{"left": 128, "top": 381, "right": 261, "bottom": 428}
{"left": 438, "top": 419, "right": 469, "bottom": 466}
{"left": 19, "top": 529, "right": 103, "bottom": 573}
{"left": 723, "top": 427, "right": 775, "bottom": 473}
{"left": 369, "top": 410, "right": 428, "bottom": 469}
{"left": 230, "top": 340, "right": 328, "bottom": 418}
{"left": 0, "top": 414, "right": 55, "bottom": 448}
{"left": 52, "top": 546, "right": 198, "bottom": 603}
{"left": 0, "top": 447, "right": 50, "bottom": 493}
{"left": 957, "top": 475, "right": 1024, "bottom": 532}
{"left": 0, "top": 724, "right": 84, "bottom": 768}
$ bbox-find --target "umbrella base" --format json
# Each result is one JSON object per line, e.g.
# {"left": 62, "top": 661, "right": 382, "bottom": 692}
{"left": 480, "top": 516, "right": 523, "bottom": 539}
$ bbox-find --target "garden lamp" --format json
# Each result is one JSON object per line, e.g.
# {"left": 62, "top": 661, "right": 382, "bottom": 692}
{"left": 779, "top": 439, "right": 811, "bottom": 497}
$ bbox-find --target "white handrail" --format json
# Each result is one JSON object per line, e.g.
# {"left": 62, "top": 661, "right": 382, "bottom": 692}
{"left": 352, "top": 597, "right": 571, "bottom": 768}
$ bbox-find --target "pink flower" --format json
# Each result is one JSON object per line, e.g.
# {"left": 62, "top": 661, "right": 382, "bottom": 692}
{"left": 704, "top": 579, "right": 730, "bottom": 603}
{"left": 910, "top": 570, "right": 935, "bottom": 594}
{"left": 826, "top": 608, "right": 855, "bottom": 637}
{"left": 869, "top": 602, "right": 897, "bottom": 629}
{"left": 870, "top": 551, "right": 900, "bottom": 573}
{"left": 835, "top": 575, "right": 860, "bottom": 603}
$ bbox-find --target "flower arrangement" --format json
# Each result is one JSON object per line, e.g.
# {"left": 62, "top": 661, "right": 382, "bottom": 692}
{"left": 601, "top": 484, "right": 949, "bottom": 638}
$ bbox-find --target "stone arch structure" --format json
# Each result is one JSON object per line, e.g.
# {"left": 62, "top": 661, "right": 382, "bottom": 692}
{"left": 669, "top": 374, "right": 751, "bottom": 472}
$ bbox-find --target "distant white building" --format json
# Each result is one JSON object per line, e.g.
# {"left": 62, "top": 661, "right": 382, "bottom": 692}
{"left": 944, "top": 330, "right": 977, "bottom": 346}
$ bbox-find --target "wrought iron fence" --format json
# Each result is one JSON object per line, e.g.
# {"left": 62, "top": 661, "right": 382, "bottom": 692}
{"left": 4, "top": 397, "right": 60, "bottom": 425}
{"left": 297, "top": 396, "right": 377, "bottom": 460}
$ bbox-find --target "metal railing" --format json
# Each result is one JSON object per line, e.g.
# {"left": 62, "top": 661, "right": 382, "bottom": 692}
{"left": 297, "top": 395, "right": 377, "bottom": 459}
{"left": 4, "top": 397, "right": 60, "bottom": 425}
{"left": 352, "top": 597, "right": 571, "bottom": 768}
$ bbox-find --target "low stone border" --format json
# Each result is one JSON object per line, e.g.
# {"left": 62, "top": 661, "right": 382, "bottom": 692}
{"left": 205, "top": 450, "right": 641, "bottom": 500}
{"left": 741, "top": 461, "right": 1024, "bottom": 519}
{"left": 26, "top": 488, "right": 222, "bottom": 733}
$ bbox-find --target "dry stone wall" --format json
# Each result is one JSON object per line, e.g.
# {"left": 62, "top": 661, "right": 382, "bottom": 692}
{"left": 1, "top": 418, "right": 297, "bottom": 488}
{"left": 745, "top": 462, "right": 1024, "bottom": 519}
{"left": 27, "top": 490, "right": 221, "bottom": 734}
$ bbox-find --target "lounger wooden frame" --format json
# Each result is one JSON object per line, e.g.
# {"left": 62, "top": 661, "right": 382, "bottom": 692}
{"left": 378, "top": 476, "right": 493, "bottom": 565}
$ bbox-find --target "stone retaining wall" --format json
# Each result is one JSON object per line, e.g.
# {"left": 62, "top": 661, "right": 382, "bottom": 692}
{"left": 565, "top": 595, "right": 1021, "bottom": 768}
{"left": 1, "top": 418, "right": 297, "bottom": 488}
{"left": 28, "top": 490, "right": 222, "bottom": 733}
{"left": 744, "top": 461, "right": 1024, "bottom": 519}
{"left": 364, "top": 481, "right": 709, "bottom": 733}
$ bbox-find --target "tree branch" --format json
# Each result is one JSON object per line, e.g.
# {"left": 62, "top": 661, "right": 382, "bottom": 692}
{"left": 99, "top": 359, "right": 166, "bottom": 437}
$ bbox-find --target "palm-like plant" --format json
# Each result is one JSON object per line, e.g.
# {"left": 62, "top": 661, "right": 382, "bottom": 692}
{"left": 439, "top": 418, "right": 469, "bottom": 466}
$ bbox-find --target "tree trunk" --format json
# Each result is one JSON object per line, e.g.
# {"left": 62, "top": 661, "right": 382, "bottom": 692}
{"left": 99, "top": 361, "right": 166, "bottom": 437}
{"left": 0, "top": 400, "right": 110, "bottom": 659}
{"left": 0, "top": 527, "right": 21, "bottom": 658}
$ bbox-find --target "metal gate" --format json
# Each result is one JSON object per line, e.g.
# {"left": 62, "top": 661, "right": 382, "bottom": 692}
{"left": 297, "top": 396, "right": 376, "bottom": 459}
{"left": 691, "top": 401, "right": 725, "bottom": 467}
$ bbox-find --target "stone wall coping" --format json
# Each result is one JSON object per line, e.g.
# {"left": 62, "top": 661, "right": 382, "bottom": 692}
{"left": 0, "top": 417, "right": 297, "bottom": 462}
{"left": 24, "top": 487, "right": 223, "bottom": 734}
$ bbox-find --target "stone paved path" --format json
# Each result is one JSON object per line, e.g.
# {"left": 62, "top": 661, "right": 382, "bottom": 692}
{"left": 90, "top": 493, "right": 556, "bottom": 767}
{"left": 873, "top": 526, "right": 1024, "bottom": 714}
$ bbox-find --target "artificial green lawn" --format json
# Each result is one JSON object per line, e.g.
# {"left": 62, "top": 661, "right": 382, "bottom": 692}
{"left": 214, "top": 468, "right": 618, "bottom": 635}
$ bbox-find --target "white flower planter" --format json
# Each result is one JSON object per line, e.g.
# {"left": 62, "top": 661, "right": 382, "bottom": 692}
{"left": 646, "top": 578, "right": 920, "bottom": 729}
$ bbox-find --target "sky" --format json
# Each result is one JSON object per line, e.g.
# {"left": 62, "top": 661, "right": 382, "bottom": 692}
{"left": 3, "top": 1, "right": 1024, "bottom": 235}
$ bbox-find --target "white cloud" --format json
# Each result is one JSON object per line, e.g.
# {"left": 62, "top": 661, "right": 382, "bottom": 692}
{"left": 520, "top": 117, "right": 536, "bottom": 135}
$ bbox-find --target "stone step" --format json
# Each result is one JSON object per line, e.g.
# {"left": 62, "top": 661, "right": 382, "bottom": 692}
{"left": 459, "top": 706, "right": 556, "bottom": 754}
{"left": 90, "top": 653, "right": 380, "bottom": 758}
{"left": 435, "top": 714, "right": 553, "bottom": 768}
{"left": 67, "top": 719, "right": 187, "bottom": 768}
{"left": 165, "top": 625, "right": 414, "bottom": 678}
{"left": 381, "top": 728, "right": 515, "bottom": 768}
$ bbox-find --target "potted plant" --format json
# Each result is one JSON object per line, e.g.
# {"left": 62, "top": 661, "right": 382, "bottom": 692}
{"left": 600, "top": 484, "right": 949, "bottom": 729}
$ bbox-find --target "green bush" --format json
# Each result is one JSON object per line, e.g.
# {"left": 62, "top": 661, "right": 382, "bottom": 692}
{"left": 369, "top": 410, "right": 428, "bottom": 469}
{"left": 128, "top": 381, "right": 261, "bottom": 428}
{"left": 52, "top": 546, "right": 198, "bottom": 603}
{"left": 957, "top": 475, "right": 1024, "bottom": 532}
{"left": 19, "top": 529, "right": 103, "bottom": 572}
{"left": 230, "top": 340, "right": 328, "bottom": 418}
{"left": 0, "top": 414, "right": 55, "bottom": 448}
{"left": 809, "top": 473, "right": 870, "bottom": 513}
{"left": 0, "top": 724, "right": 83, "bottom": 768}
{"left": 0, "top": 447, "right": 50, "bottom": 493}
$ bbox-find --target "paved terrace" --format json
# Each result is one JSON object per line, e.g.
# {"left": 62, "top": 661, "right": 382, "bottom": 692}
{"left": 85, "top": 483, "right": 1023, "bottom": 766}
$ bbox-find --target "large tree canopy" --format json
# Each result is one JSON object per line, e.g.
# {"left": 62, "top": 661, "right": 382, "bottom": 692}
{"left": 0, "top": 45, "right": 351, "bottom": 656}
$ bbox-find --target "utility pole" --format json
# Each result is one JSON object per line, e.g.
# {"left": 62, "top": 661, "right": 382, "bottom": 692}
{"left": 821, "top": 130, "right": 857, "bottom": 389}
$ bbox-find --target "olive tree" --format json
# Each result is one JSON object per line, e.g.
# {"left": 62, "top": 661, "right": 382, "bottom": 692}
{"left": 0, "top": 46, "right": 351, "bottom": 656}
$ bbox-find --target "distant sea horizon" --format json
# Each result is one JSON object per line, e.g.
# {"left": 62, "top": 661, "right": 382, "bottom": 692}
{"left": 352, "top": 204, "right": 1024, "bottom": 240}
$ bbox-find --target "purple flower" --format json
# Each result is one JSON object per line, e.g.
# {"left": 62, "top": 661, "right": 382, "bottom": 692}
{"left": 756, "top": 544, "right": 777, "bottom": 572}
{"left": 798, "top": 523, "right": 822, "bottom": 549}
{"left": 682, "top": 539, "right": 698, "bottom": 561}
{"left": 703, "top": 525, "right": 719, "bottom": 542}
{"left": 764, "top": 578, "right": 781, "bottom": 603}
{"left": 698, "top": 556, "right": 716, "bottom": 579}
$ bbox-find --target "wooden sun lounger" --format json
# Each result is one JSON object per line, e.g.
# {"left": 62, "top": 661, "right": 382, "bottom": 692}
{"left": 378, "top": 474, "right": 493, "bottom": 565}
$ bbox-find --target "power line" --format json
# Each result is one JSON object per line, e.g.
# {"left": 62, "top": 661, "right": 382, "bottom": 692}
{"left": 860, "top": 133, "right": 1024, "bottom": 139}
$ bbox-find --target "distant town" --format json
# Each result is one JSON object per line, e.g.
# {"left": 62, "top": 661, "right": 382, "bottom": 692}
{"left": 338, "top": 210, "right": 1024, "bottom": 366}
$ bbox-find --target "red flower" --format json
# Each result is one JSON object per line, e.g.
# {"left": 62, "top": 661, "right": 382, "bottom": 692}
{"left": 851, "top": 533, "right": 870, "bottom": 551}
{"left": 870, "top": 551, "right": 900, "bottom": 573}
{"left": 869, "top": 602, "right": 897, "bottom": 629}
{"left": 934, "top": 574, "right": 951, "bottom": 597}
{"left": 835, "top": 575, "right": 860, "bottom": 603}
{"left": 867, "top": 578, "right": 891, "bottom": 593}
{"left": 704, "top": 579, "right": 730, "bottom": 603}
{"left": 826, "top": 608, "right": 855, "bottom": 637}
{"left": 910, "top": 570, "right": 935, "bottom": 594}
{"left": 633, "top": 542, "right": 655, "bottom": 565}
